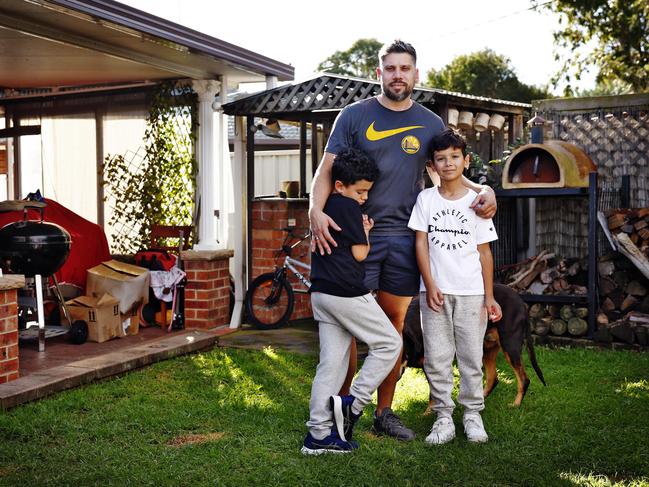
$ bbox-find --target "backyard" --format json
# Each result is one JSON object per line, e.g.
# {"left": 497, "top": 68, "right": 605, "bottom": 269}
{"left": 0, "top": 341, "right": 648, "bottom": 486}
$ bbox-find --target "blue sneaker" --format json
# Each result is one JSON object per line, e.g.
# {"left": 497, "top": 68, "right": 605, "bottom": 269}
{"left": 330, "top": 394, "right": 361, "bottom": 442}
{"left": 300, "top": 430, "right": 356, "bottom": 455}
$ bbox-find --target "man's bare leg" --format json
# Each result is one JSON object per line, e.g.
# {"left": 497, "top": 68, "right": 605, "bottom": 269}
{"left": 375, "top": 291, "right": 413, "bottom": 414}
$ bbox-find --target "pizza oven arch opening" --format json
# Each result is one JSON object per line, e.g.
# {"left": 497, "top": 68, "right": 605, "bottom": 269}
{"left": 502, "top": 141, "right": 597, "bottom": 189}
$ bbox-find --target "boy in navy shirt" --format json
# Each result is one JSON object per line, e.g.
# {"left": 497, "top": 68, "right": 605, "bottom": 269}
{"left": 302, "top": 148, "right": 401, "bottom": 455}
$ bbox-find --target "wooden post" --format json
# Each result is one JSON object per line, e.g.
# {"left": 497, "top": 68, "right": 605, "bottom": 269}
{"left": 246, "top": 116, "right": 255, "bottom": 285}
{"left": 299, "top": 121, "right": 307, "bottom": 197}
{"left": 311, "top": 120, "right": 319, "bottom": 180}
{"left": 95, "top": 107, "right": 105, "bottom": 228}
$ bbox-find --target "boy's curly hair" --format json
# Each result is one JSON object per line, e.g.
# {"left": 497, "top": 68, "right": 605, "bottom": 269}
{"left": 430, "top": 128, "right": 468, "bottom": 158}
{"left": 331, "top": 148, "right": 380, "bottom": 185}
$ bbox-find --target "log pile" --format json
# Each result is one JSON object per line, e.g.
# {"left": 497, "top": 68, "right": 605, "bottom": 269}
{"left": 499, "top": 250, "right": 588, "bottom": 296}
{"left": 529, "top": 303, "right": 589, "bottom": 337}
{"left": 590, "top": 207, "right": 649, "bottom": 345}
{"left": 606, "top": 208, "right": 649, "bottom": 257}
{"left": 595, "top": 251, "right": 649, "bottom": 345}
{"left": 498, "top": 244, "right": 649, "bottom": 346}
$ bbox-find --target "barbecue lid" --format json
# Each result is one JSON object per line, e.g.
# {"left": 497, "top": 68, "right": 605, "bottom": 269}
{"left": 0, "top": 220, "right": 71, "bottom": 246}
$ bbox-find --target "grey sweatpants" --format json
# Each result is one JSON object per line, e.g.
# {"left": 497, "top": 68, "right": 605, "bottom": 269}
{"left": 307, "top": 292, "right": 401, "bottom": 439}
{"left": 420, "top": 293, "right": 487, "bottom": 418}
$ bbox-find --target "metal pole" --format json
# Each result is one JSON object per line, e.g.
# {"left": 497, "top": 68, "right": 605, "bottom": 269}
{"left": 621, "top": 174, "right": 630, "bottom": 208}
{"left": 587, "top": 172, "right": 598, "bottom": 338}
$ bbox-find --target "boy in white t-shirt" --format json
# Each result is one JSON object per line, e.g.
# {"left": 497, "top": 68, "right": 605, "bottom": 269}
{"left": 408, "top": 129, "right": 502, "bottom": 445}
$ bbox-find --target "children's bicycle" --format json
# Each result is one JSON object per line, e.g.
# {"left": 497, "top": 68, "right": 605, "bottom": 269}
{"left": 244, "top": 228, "right": 311, "bottom": 329}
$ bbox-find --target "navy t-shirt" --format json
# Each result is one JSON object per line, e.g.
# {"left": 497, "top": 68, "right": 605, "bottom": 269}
{"left": 310, "top": 194, "right": 369, "bottom": 297}
{"left": 325, "top": 97, "right": 445, "bottom": 235}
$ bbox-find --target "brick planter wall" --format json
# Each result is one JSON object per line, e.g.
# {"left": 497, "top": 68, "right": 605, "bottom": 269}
{"left": 251, "top": 199, "right": 312, "bottom": 320}
{"left": 0, "top": 275, "right": 25, "bottom": 383}
{"left": 182, "top": 250, "right": 233, "bottom": 329}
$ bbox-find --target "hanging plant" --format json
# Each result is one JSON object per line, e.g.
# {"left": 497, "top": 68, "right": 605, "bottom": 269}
{"left": 103, "top": 81, "right": 198, "bottom": 254}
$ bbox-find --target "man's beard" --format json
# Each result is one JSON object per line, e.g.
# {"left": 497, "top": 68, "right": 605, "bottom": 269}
{"left": 382, "top": 80, "right": 413, "bottom": 102}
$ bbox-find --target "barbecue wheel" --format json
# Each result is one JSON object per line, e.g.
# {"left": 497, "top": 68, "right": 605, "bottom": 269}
{"left": 67, "top": 320, "right": 88, "bottom": 345}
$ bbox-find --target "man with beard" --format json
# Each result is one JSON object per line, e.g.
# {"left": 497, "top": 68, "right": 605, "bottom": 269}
{"left": 309, "top": 39, "right": 497, "bottom": 441}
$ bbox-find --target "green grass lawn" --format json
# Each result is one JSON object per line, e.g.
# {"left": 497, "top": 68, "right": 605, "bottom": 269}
{"left": 1, "top": 345, "right": 648, "bottom": 486}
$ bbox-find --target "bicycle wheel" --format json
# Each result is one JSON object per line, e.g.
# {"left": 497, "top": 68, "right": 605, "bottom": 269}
{"left": 245, "top": 272, "right": 295, "bottom": 329}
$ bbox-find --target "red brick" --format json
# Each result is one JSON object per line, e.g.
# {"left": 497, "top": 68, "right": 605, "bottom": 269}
{"left": 0, "top": 303, "right": 18, "bottom": 319}
{"left": 193, "top": 289, "right": 214, "bottom": 300}
{"left": 0, "top": 290, "right": 16, "bottom": 305}
{"left": 0, "top": 331, "right": 18, "bottom": 347}
{"left": 194, "top": 309, "right": 210, "bottom": 320}
{"left": 0, "top": 375, "right": 6, "bottom": 384}
{"left": 0, "top": 317, "right": 18, "bottom": 333}
{"left": 0, "top": 358, "right": 19, "bottom": 374}
{"left": 6, "top": 344, "right": 18, "bottom": 359}
{"left": 7, "top": 371, "right": 19, "bottom": 381}
{"left": 185, "top": 299, "right": 210, "bottom": 309}
{"left": 185, "top": 260, "right": 215, "bottom": 271}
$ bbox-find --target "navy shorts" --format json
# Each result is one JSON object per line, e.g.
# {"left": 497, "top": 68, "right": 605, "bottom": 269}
{"left": 363, "top": 234, "right": 420, "bottom": 297}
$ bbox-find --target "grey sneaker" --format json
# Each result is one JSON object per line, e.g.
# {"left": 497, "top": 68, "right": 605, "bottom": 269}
{"left": 425, "top": 416, "right": 456, "bottom": 445}
{"left": 372, "top": 408, "right": 415, "bottom": 441}
{"left": 463, "top": 413, "right": 488, "bottom": 443}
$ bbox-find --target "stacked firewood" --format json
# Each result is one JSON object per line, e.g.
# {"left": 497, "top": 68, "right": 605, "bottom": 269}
{"left": 498, "top": 251, "right": 590, "bottom": 337}
{"left": 595, "top": 251, "right": 649, "bottom": 345}
{"left": 591, "top": 208, "right": 649, "bottom": 345}
{"left": 498, "top": 250, "right": 588, "bottom": 297}
{"left": 528, "top": 303, "right": 589, "bottom": 337}
{"left": 606, "top": 208, "right": 649, "bottom": 257}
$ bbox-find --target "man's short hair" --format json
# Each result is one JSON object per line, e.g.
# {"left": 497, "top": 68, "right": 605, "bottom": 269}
{"left": 332, "top": 148, "right": 379, "bottom": 185}
{"left": 430, "top": 128, "right": 468, "bottom": 158}
{"left": 379, "top": 39, "right": 417, "bottom": 65}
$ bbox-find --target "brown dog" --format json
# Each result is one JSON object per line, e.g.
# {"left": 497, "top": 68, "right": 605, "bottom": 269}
{"left": 402, "top": 283, "right": 546, "bottom": 409}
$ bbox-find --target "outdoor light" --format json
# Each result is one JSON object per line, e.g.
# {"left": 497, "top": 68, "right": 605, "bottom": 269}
{"left": 251, "top": 118, "right": 283, "bottom": 138}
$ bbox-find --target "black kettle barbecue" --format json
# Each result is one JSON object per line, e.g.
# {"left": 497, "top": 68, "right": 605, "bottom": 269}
{"left": 0, "top": 205, "right": 71, "bottom": 277}
{"left": 0, "top": 202, "right": 87, "bottom": 349}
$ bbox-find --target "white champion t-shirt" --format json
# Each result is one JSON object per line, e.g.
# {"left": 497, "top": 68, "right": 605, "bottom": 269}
{"left": 408, "top": 187, "right": 498, "bottom": 295}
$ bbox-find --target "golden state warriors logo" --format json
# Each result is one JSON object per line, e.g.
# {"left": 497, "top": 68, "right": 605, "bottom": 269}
{"left": 401, "top": 135, "right": 420, "bottom": 154}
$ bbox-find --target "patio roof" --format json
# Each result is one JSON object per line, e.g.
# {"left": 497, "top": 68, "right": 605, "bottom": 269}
{"left": 0, "top": 0, "right": 294, "bottom": 91}
{"left": 222, "top": 73, "right": 531, "bottom": 121}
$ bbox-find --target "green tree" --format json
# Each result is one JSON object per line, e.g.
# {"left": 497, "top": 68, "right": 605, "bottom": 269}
{"left": 316, "top": 38, "right": 383, "bottom": 79}
{"left": 537, "top": 0, "right": 648, "bottom": 94}
{"left": 577, "top": 79, "right": 634, "bottom": 97}
{"left": 425, "top": 49, "right": 551, "bottom": 103}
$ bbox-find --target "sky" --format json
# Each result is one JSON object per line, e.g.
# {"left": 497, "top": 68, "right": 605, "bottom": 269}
{"left": 117, "top": 0, "right": 596, "bottom": 95}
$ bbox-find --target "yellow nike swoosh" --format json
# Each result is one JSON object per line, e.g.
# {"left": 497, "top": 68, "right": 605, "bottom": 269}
{"left": 365, "top": 121, "right": 425, "bottom": 141}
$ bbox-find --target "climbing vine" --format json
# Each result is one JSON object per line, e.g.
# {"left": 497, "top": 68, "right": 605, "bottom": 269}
{"left": 103, "top": 81, "right": 198, "bottom": 253}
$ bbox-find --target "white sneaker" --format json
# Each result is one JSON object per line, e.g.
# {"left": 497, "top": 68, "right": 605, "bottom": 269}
{"left": 463, "top": 413, "right": 488, "bottom": 443}
{"left": 425, "top": 416, "right": 456, "bottom": 445}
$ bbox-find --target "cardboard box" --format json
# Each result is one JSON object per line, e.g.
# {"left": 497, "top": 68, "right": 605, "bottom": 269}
{"left": 65, "top": 294, "right": 123, "bottom": 343}
{"left": 122, "top": 307, "right": 140, "bottom": 336}
{"left": 87, "top": 260, "right": 149, "bottom": 315}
